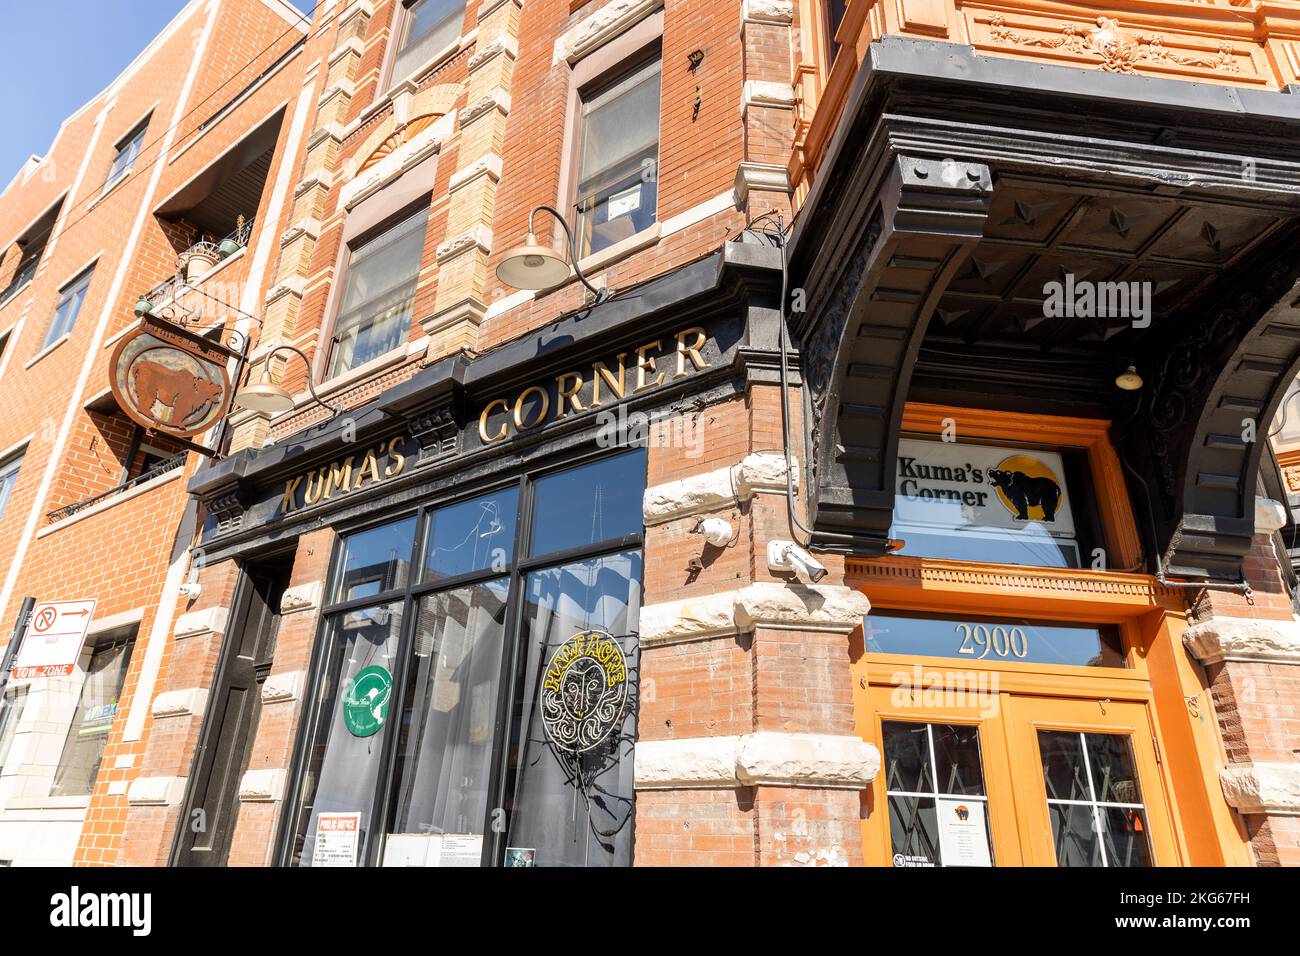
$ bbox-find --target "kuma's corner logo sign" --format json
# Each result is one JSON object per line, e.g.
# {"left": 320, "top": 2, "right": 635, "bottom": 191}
{"left": 894, "top": 438, "right": 1076, "bottom": 541}
{"left": 541, "top": 630, "right": 629, "bottom": 753}
{"left": 343, "top": 664, "right": 392, "bottom": 737}
{"left": 109, "top": 315, "right": 236, "bottom": 443}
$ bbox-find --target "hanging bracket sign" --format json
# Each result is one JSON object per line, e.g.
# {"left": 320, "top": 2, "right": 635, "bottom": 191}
{"left": 12, "top": 599, "right": 97, "bottom": 679}
{"left": 109, "top": 314, "right": 238, "bottom": 449}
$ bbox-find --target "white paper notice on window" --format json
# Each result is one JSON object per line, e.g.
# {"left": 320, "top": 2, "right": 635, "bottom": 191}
{"left": 382, "top": 832, "right": 482, "bottom": 867}
{"left": 312, "top": 811, "right": 362, "bottom": 867}
{"left": 935, "top": 798, "right": 992, "bottom": 867}
{"left": 606, "top": 185, "right": 641, "bottom": 219}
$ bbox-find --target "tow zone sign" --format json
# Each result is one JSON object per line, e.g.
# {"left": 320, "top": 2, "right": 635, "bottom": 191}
{"left": 12, "top": 599, "right": 97, "bottom": 678}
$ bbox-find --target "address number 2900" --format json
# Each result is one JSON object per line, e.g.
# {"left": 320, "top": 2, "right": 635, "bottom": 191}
{"left": 956, "top": 623, "right": 1028, "bottom": 660}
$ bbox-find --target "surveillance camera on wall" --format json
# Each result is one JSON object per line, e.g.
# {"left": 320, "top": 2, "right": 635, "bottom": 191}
{"left": 177, "top": 582, "right": 202, "bottom": 600}
{"left": 693, "top": 517, "right": 735, "bottom": 547}
{"left": 767, "top": 539, "right": 828, "bottom": 584}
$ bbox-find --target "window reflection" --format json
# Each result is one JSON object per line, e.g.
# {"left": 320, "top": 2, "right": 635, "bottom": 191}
{"left": 1038, "top": 730, "right": 1152, "bottom": 867}
{"left": 506, "top": 550, "right": 642, "bottom": 867}
{"left": 291, "top": 602, "right": 404, "bottom": 866}
{"left": 336, "top": 517, "right": 416, "bottom": 603}
{"left": 530, "top": 451, "right": 645, "bottom": 557}
{"left": 385, "top": 579, "right": 509, "bottom": 863}
{"left": 423, "top": 488, "right": 517, "bottom": 582}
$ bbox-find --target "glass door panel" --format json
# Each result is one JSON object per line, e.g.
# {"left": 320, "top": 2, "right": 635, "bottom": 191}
{"left": 1004, "top": 696, "right": 1177, "bottom": 867}
{"left": 861, "top": 688, "right": 1022, "bottom": 867}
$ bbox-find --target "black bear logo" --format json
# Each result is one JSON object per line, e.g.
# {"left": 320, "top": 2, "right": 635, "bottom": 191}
{"left": 987, "top": 468, "right": 1062, "bottom": 522}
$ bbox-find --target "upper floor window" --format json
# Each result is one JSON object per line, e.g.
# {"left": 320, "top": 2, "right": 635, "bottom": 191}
{"left": 105, "top": 118, "right": 149, "bottom": 189}
{"left": 0, "top": 197, "right": 62, "bottom": 308}
{"left": 574, "top": 53, "right": 661, "bottom": 259}
{"left": 0, "top": 452, "right": 21, "bottom": 521}
{"left": 328, "top": 205, "right": 429, "bottom": 379}
{"left": 824, "top": 0, "right": 847, "bottom": 58}
{"left": 390, "top": 0, "right": 466, "bottom": 84}
{"left": 43, "top": 266, "right": 94, "bottom": 348}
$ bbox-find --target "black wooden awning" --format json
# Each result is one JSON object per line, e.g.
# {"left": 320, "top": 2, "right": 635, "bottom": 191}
{"left": 789, "top": 37, "right": 1300, "bottom": 579}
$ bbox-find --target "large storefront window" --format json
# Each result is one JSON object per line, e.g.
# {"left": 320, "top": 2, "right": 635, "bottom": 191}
{"left": 284, "top": 450, "right": 645, "bottom": 867}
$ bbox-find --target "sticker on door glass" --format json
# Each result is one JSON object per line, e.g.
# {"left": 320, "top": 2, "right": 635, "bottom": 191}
{"left": 343, "top": 664, "right": 392, "bottom": 737}
{"left": 541, "top": 630, "right": 628, "bottom": 752}
{"left": 935, "top": 798, "right": 992, "bottom": 867}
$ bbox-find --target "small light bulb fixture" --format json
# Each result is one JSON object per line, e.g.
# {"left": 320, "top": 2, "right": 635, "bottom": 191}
{"left": 496, "top": 205, "right": 608, "bottom": 303}
{"left": 1115, "top": 365, "right": 1143, "bottom": 391}
{"left": 231, "top": 344, "right": 341, "bottom": 418}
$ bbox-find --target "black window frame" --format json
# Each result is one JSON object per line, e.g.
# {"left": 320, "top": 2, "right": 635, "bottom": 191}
{"left": 276, "top": 445, "right": 647, "bottom": 867}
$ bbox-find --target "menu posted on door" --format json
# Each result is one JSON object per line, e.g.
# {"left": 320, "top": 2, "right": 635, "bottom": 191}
{"left": 936, "top": 798, "right": 993, "bottom": 867}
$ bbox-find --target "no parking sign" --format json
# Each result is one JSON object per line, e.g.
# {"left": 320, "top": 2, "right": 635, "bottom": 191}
{"left": 12, "top": 599, "right": 96, "bottom": 678}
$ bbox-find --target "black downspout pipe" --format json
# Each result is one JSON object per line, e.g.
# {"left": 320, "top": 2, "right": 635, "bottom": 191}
{"left": 0, "top": 596, "right": 36, "bottom": 701}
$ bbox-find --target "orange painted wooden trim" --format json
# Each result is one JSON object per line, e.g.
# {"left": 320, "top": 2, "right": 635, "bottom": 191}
{"left": 790, "top": 1, "right": 1300, "bottom": 193}
{"left": 1275, "top": 446, "right": 1300, "bottom": 470}
{"left": 899, "top": 402, "right": 1144, "bottom": 571}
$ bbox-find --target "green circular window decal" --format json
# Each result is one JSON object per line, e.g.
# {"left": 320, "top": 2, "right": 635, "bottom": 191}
{"left": 343, "top": 665, "right": 392, "bottom": 737}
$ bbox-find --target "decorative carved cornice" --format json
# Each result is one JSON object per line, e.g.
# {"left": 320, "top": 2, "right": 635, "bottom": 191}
{"left": 985, "top": 15, "right": 1241, "bottom": 76}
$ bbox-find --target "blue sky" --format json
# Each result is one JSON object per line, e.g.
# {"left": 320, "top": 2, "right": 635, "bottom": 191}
{"left": 0, "top": 1, "right": 192, "bottom": 181}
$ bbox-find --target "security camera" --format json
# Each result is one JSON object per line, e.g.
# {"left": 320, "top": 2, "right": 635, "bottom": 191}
{"left": 767, "top": 539, "right": 828, "bottom": 584}
{"left": 177, "top": 581, "right": 202, "bottom": 600}
{"left": 693, "top": 517, "right": 735, "bottom": 547}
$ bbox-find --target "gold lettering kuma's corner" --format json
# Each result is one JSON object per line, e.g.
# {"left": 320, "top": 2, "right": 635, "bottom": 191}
{"left": 281, "top": 435, "right": 408, "bottom": 515}
{"left": 478, "top": 327, "right": 711, "bottom": 443}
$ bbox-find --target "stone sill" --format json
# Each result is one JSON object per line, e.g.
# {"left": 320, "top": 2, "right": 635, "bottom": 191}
{"left": 1, "top": 795, "right": 91, "bottom": 820}
{"left": 24, "top": 333, "right": 69, "bottom": 370}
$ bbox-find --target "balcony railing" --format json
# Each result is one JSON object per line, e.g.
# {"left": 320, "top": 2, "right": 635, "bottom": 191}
{"left": 45, "top": 452, "right": 187, "bottom": 524}
{"left": 0, "top": 258, "right": 39, "bottom": 308}
{"left": 143, "top": 215, "right": 256, "bottom": 310}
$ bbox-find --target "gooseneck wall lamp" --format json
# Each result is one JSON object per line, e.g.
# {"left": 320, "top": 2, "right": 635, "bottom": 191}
{"left": 495, "top": 205, "right": 609, "bottom": 303}
{"left": 231, "top": 344, "right": 342, "bottom": 419}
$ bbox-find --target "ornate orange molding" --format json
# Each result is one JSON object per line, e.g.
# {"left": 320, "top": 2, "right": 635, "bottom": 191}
{"left": 984, "top": 13, "right": 1239, "bottom": 74}
{"left": 791, "top": 0, "right": 1300, "bottom": 196}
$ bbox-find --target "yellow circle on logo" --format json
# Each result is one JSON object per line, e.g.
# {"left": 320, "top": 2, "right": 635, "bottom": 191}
{"left": 991, "top": 454, "right": 1062, "bottom": 522}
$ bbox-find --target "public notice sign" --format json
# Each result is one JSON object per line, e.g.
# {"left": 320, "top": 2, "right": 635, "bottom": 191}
{"left": 11, "top": 599, "right": 97, "bottom": 679}
{"left": 312, "top": 812, "right": 362, "bottom": 867}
